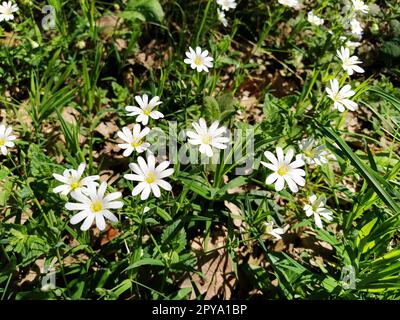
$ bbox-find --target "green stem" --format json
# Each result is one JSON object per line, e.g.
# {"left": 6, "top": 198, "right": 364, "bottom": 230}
{"left": 1, "top": 273, "right": 12, "bottom": 300}
{"left": 195, "top": 0, "right": 212, "bottom": 45}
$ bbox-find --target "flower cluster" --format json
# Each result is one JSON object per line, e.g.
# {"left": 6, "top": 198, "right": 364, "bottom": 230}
{"left": 52, "top": 93, "right": 173, "bottom": 231}
{"left": 53, "top": 163, "right": 123, "bottom": 231}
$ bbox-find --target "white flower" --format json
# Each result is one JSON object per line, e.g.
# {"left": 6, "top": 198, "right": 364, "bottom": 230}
{"left": 261, "top": 147, "right": 306, "bottom": 193}
{"left": 53, "top": 163, "right": 100, "bottom": 196}
{"left": 303, "top": 194, "right": 333, "bottom": 228}
{"left": 117, "top": 124, "right": 151, "bottom": 157}
{"left": 0, "top": 1, "right": 18, "bottom": 22}
{"left": 217, "top": 9, "right": 228, "bottom": 27}
{"left": 30, "top": 39, "right": 39, "bottom": 49}
{"left": 350, "top": 18, "right": 363, "bottom": 36}
{"left": 346, "top": 40, "right": 361, "bottom": 48}
{"left": 184, "top": 47, "right": 214, "bottom": 73}
{"left": 307, "top": 11, "right": 324, "bottom": 26}
{"left": 263, "top": 221, "right": 289, "bottom": 241}
{"left": 76, "top": 40, "right": 86, "bottom": 49}
{"left": 340, "top": 36, "right": 362, "bottom": 49}
{"left": 352, "top": 0, "right": 369, "bottom": 14}
{"left": 0, "top": 124, "right": 16, "bottom": 155}
{"left": 278, "top": 0, "right": 300, "bottom": 9}
{"left": 217, "top": 0, "right": 237, "bottom": 11}
{"left": 299, "top": 137, "right": 329, "bottom": 166}
{"left": 125, "top": 94, "right": 164, "bottom": 126}
{"left": 124, "top": 154, "right": 174, "bottom": 200}
{"left": 336, "top": 46, "right": 364, "bottom": 76}
{"left": 326, "top": 78, "right": 358, "bottom": 112}
{"left": 65, "top": 182, "right": 123, "bottom": 231}
{"left": 186, "top": 118, "right": 230, "bottom": 157}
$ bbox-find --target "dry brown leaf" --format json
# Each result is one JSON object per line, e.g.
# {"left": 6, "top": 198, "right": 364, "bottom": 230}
{"left": 101, "top": 141, "right": 121, "bottom": 155}
{"left": 62, "top": 107, "right": 80, "bottom": 124}
{"left": 115, "top": 38, "right": 127, "bottom": 51}
{"left": 224, "top": 200, "right": 243, "bottom": 228}
{"left": 16, "top": 101, "right": 33, "bottom": 130}
{"left": 96, "top": 15, "right": 121, "bottom": 38}
{"left": 179, "top": 227, "right": 238, "bottom": 299}
{"left": 100, "top": 226, "right": 119, "bottom": 246}
{"left": 95, "top": 121, "right": 119, "bottom": 138}
{"left": 1, "top": 32, "right": 21, "bottom": 47}
{"left": 99, "top": 170, "right": 120, "bottom": 186}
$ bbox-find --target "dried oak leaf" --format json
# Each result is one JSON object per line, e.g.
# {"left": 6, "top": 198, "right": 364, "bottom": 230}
{"left": 179, "top": 227, "right": 238, "bottom": 299}
{"left": 95, "top": 121, "right": 119, "bottom": 138}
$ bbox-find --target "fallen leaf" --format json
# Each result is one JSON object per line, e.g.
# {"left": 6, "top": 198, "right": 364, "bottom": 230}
{"left": 179, "top": 226, "right": 238, "bottom": 299}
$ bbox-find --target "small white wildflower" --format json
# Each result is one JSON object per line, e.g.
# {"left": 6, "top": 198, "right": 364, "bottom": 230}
{"left": 217, "top": 0, "right": 237, "bottom": 11}
{"left": 351, "top": 0, "right": 369, "bottom": 14}
{"left": 299, "top": 137, "right": 329, "bottom": 166}
{"left": 350, "top": 18, "right": 363, "bottom": 36}
{"left": 0, "top": 124, "right": 16, "bottom": 156}
{"left": 261, "top": 147, "right": 306, "bottom": 193}
{"left": 124, "top": 154, "right": 174, "bottom": 200}
{"left": 303, "top": 194, "right": 333, "bottom": 228}
{"left": 53, "top": 163, "right": 100, "bottom": 196}
{"left": 337, "top": 46, "right": 364, "bottom": 75}
{"left": 263, "top": 221, "right": 289, "bottom": 241}
{"left": 184, "top": 46, "right": 214, "bottom": 73}
{"left": 0, "top": 1, "right": 18, "bottom": 22}
{"left": 186, "top": 118, "right": 230, "bottom": 158}
{"left": 125, "top": 94, "right": 164, "bottom": 126}
{"left": 217, "top": 9, "right": 228, "bottom": 27}
{"left": 307, "top": 11, "right": 324, "bottom": 26}
{"left": 278, "top": 0, "right": 301, "bottom": 9}
{"left": 117, "top": 124, "right": 151, "bottom": 157}
{"left": 326, "top": 78, "right": 358, "bottom": 112}
{"left": 65, "top": 182, "right": 123, "bottom": 231}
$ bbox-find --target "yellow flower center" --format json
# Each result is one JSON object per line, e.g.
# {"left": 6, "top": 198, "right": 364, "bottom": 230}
{"left": 145, "top": 172, "right": 156, "bottom": 184}
{"left": 277, "top": 164, "right": 289, "bottom": 176}
{"left": 0, "top": 138, "right": 5, "bottom": 146}
{"left": 91, "top": 200, "right": 103, "bottom": 213}
{"left": 265, "top": 224, "right": 273, "bottom": 233}
{"left": 201, "top": 135, "right": 212, "bottom": 144}
{"left": 194, "top": 56, "right": 202, "bottom": 66}
{"left": 143, "top": 108, "right": 152, "bottom": 116}
{"left": 70, "top": 181, "right": 80, "bottom": 190}
{"left": 131, "top": 139, "right": 143, "bottom": 148}
{"left": 304, "top": 149, "right": 315, "bottom": 158}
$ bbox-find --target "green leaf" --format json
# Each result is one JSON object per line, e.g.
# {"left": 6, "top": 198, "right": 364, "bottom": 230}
{"left": 28, "top": 144, "right": 54, "bottom": 178}
{"left": 112, "top": 279, "right": 132, "bottom": 297}
{"left": 125, "top": 258, "right": 165, "bottom": 271}
{"left": 0, "top": 166, "right": 13, "bottom": 207}
{"left": 155, "top": 207, "right": 172, "bottom": 222}
{"left": 161, "top": 219, "right": 186, "bottom": 254}
{"left": 126, "top": 0, "right": 164, "bottom": 23}
{"left": 203, "top": 96, "right": 221, "bottom": 122}
{"left": 319, "top": 126, "right": 400, "bottom": 214}
{"left": 179, "top": 172, "right": 213, "bottom": 200}
{"left": 118, "top": 11, "right": 146, "bottom": 22}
